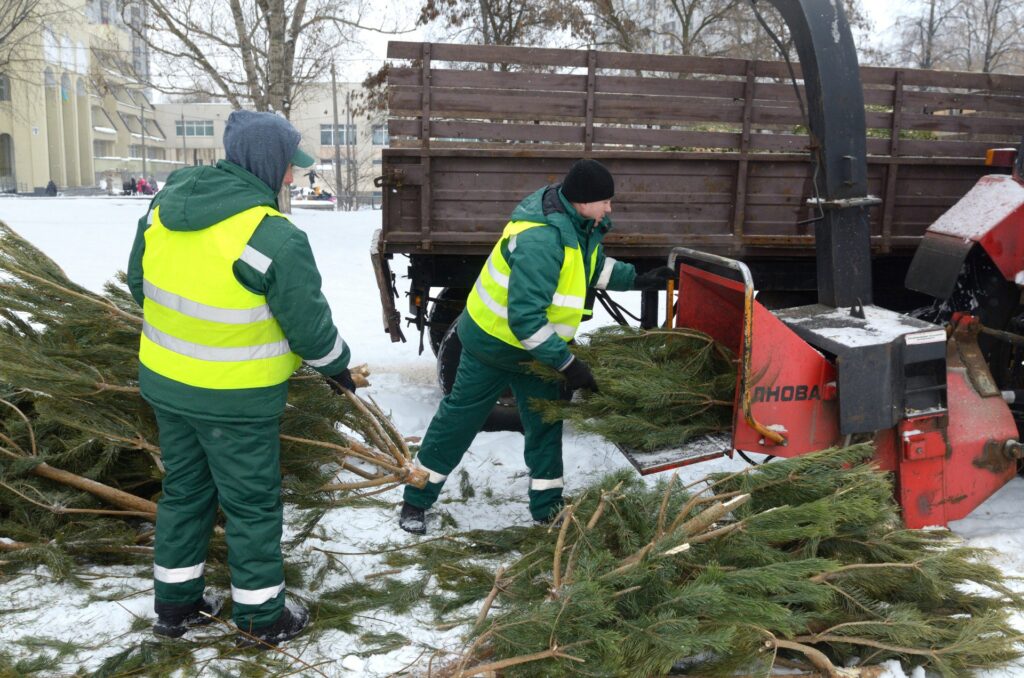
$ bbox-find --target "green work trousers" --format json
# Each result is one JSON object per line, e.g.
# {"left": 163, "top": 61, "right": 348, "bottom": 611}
{"left": 152, "top": 408, "right": 285, "bottom": 630}
{"left": 404, "top": 348, "right": 564, "bottom": 521}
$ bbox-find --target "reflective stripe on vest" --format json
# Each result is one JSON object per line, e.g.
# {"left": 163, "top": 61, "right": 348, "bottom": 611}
{"left": 139, "top": 204, "right": 302, "bottom": 390}
{"left": 465, "top": 220, "right": 598, "bottom": 350}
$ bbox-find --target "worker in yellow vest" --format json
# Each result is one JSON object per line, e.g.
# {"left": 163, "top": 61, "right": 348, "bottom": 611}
{"left": 400, "top": 159, "right": 675, "bottom": 534}
{"left": 127, "top": 111, "right": 356, "bottom": 647}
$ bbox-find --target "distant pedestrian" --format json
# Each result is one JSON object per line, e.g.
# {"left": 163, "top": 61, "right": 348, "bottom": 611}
{"left": 137, "top": 177, "right": 150, "bottom": 195}
{"left": 149, "top": 177, "right": 159, "bottom": 193}
{"left": 305, "top": 169, "right": 316, "bottom": 189}
{"left": 129, "top": 176, "right": 137, "bottom": 195}
{"left": 45, "top": 180, "right": 57, "bottom": 196}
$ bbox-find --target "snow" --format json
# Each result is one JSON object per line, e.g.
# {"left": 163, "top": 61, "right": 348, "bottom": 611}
{"left": 927, "top": 175, "right": 1024, "bottom": 241}
{"left": 0, "top": 196, "right": 1021, "bottom": 675}
{"left": 778, "top": 303, "right": 938, "bottom": 348}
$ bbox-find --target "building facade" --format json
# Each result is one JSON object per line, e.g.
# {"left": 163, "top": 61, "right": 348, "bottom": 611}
{"left": 0, "top": 1, "right": 386, "bottom": 198}
{"left": 151, "top": 102, "right": 232, "bottom": 169}
{"left": 289, "top": 82, "right": 389, "bottom": 205}
{"left": 0, "top": 0, "right": 178, "bottom": 194}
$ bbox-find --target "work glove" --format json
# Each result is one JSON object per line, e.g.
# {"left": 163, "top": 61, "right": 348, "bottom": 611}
{"left": 633, "top": 266, "right": 676, "bottom": 290}
{"left": 327, "top": 368, "right": 358, "bottom": 394}
{"left": 560, "top": 356, "right": 599, "bottom": 393}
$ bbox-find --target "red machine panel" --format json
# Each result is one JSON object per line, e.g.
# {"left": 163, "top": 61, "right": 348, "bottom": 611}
{"left": 677, "top": 264, "right": 840, "bottom": 457}
{"left": 927, "top": 174, "right": 1024, "bottom": 282}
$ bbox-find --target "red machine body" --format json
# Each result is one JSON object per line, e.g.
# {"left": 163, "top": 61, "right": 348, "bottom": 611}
{"left": 677, "top": 264, "right": 839, "bottom": 457}
{"left": 922, "top": 174, "right": 1024, "bottom": 285}
{"left": 612, "top": 0, "right": 1024, "bottom": 531}
{"left": 667, "top": 257, "right": 1018, "bottom": 530}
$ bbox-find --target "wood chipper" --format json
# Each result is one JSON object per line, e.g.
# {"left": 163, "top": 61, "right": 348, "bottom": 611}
{"left": 617, "top": 0, "right": 1024, "bottom": 529}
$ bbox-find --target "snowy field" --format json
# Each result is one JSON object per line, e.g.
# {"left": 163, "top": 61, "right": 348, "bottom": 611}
{"left": 0, "top": 196, "right": 1022, "bottom": 677}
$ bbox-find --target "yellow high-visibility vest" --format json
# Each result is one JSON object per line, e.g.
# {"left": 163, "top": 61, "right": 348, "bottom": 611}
{"left": 139, "top": 204, "right": 301, "bottom": 389}
{"left": 466, "top": 220, "right": 598, "bottom": 350}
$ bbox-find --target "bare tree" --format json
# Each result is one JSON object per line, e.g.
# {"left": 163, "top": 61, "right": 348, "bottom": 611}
{"left": 661, "top": 0, "right": 745, "bottom": 56}
{"left": 116, "top": 0, "right": 405, "bottom": 116}
{"left": 950, "top": 0, "right": 1023, "bottom": 73}
{"left": 588, "top": 0, "right": 649, "bottom": 52}
{"left": 893, "top": 0, "right": 958, "bottom": 69}
{"left": 418, "top": 0, "right": 590, "bottom": 48}
{"left": 591, "top": 0, "right": 870, "bottom": 61}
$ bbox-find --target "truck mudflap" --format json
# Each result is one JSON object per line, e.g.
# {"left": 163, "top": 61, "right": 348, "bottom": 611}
{"left": 370, "top": 228, "right": 406, "bottom": 343}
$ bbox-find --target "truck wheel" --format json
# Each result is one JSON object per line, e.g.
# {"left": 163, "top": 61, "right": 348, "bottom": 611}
{"left": 428, "top": 287, "right": 469, "bottom": 357}
{"left": 436, "top": 320, "right": 524, "bottom": 432}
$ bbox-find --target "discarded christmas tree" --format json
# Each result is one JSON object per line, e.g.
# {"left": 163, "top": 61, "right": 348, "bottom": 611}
{"left": 383, "top": 445, "right": 1024, "bottom": 677}
{"left": 0, "top": 219, "right": 424, "bottom": 575}
{"left": 532, "top": 325, "right": 735, "bottom": 450}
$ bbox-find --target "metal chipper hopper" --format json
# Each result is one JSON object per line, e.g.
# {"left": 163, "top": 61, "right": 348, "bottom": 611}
{"left": 615, "top": 247, "right": 841, "bottom": 476}
{"left": 612, "top": 0, "right": 1019, "bottom": 528}
{"left": 617, "top": 247, "right": 1019, "bottom": 529}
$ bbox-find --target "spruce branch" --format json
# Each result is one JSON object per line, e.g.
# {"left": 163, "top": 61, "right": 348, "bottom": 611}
{"left": 586, "top": 481, "right": 623, "bottom": 530}
{"left": 678, "top": 493, "right": 751, "bottom": 537}
{"left": 655, "top": 473, "right": 678, "bottom": 538}
{"left": 474, "top": 565, "right": 506, "bottom": 632}
{"left": 770, "top": 637, "right": 845, "bottom": 676}
{"left": 551, "top": 503, "right": 577, "bottom": 595}
{"left": 407, "top": 449, "right": 1024, "bottom": 675}
{"left": 452, "top": 644, "right": 585, "bottom": 677}
{"left": 810, "top": 561, "right": 924, "bottom": 583}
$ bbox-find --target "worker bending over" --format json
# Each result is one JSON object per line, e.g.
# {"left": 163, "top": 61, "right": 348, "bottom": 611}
{"left": 400, "top": 159, "right": 674, "bottom": 533}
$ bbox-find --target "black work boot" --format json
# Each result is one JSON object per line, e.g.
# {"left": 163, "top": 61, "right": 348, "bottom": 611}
{"left": 236, "top": 603, "right": 310, "bottom": 650}
{"left": 153, "top": 593, "right": 224, "bottom": 638}
{"left": 398, "top": 502, "right": 427, "bottom": 535}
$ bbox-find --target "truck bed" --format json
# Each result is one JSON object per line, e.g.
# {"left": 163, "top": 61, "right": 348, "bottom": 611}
{"left": 381, "top": 41, "right": 1024, "bottom": 259}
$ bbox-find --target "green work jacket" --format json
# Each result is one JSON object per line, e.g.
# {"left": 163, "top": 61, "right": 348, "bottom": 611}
{"left": 127, "top": 160, "right": 350, "bottom": 421}
{"left": 459, "top": 185, "right": 636, "bottom": 371}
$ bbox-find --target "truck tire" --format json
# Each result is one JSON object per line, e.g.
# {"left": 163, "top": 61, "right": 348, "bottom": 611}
{"left": 428, "top": 287, "right": 469, "bottom": 357}
{"left": 436, "top": 319, "right": 524, "bottom": 432}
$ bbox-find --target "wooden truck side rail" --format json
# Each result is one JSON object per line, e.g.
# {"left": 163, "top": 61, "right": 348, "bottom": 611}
{"left": 375, "top": 41, "right": 1024, "bottom": 343}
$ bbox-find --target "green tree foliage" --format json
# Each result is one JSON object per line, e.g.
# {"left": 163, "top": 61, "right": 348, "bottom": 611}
{"left": 387, "top": 446, "right": 1024, "bottom": 676}
{"left": 531, "top": 325, "right": 735, "bottom": 451}
{"left": 0, "top": 220, "right": 417, "bottom": 577}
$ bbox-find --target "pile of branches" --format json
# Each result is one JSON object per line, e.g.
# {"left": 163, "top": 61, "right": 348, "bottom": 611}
{"left": 385, "top": 446, "right": 1024, "bottom": 676}
{"left": 0, "top": 220, "right": 423, "bottom": 577}
{"left": 532, "top": 325, "right": 735, "bottom": 450}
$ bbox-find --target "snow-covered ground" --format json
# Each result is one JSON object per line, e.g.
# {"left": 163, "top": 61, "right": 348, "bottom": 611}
{"left": 0, "top": 196, "right": 1021, "bottom": 677}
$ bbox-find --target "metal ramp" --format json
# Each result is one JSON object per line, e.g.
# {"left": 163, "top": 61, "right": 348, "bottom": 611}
{"left": 615, "top": 432, "right": 733, "bottom": 475}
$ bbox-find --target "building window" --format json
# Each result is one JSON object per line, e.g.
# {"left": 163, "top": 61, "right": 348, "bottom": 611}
{"left": 175, "top": 119, "right": 214, "bottom": 137}
{"left": 93, "top": 139, "right": 114, "bottom": 157}
{"left": 146, "top": 119, "right": 165, "bottom": 140}
{"left": 320, "top": 123, "right": 356, "bottom": 146}
{"left": 118, "top": 112, "right": 143, "bottom": 133}
{"left": 372, "top": 124, "right": 388, "bottom": 145}
{"left": 0, "top": 75, "right": 9, "bottom": 102}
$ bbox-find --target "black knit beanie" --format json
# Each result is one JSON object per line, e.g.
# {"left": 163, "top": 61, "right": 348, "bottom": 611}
{"left": 560, "top": 159, "right": 614, "bottom": 203}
